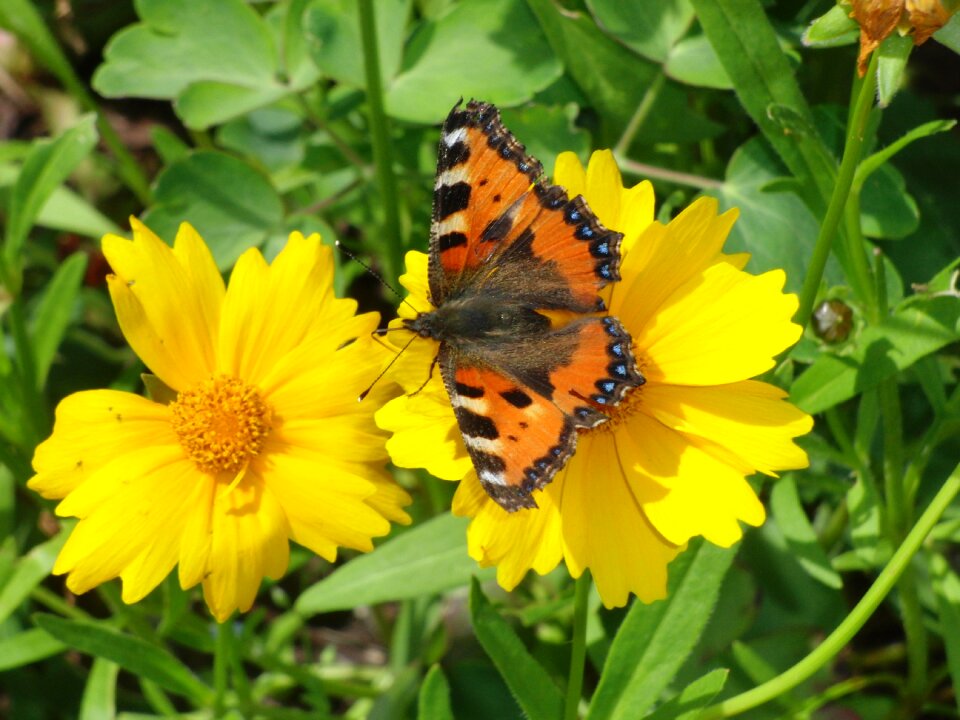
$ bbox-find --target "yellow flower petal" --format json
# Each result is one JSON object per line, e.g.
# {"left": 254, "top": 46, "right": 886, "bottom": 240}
{"left": 29, "top": 390, "right": 173, "bottom": 499}
{"left": 219, "top": 235, "right": 359, "bottom": 384}
{"left": 641, "top": 381, "right": 812, "bottom": 476}
{"left": 618, "top": 180, "right": 656, "bottom": 254}
{"left": 552, "top": 151, "right": 587, "bottom": 199}
{"left": 456, "top": 472, "right": 564, "bottom": 589}
{"left": 617, "top": 414, "right": 766, "bottom": 547}
{"left": 637, "top": 262, "right": 800, "bottom": 386}
{"left": 611, "top": 198, "right": 737, "bottom": 333}
{"left": 103, "top": 219, "right": 220, "bottom": 389}
{"left": 559, "top": 432, "right": 678, "bottom": 606}
{"left": 377, "top": 387, "right": 472, "bottom": 481}
{"left": 202, "top": 472, "right": 291, "bottom": 622}
{"left": 582, "top": 150, "right": 623, "bottom": 228}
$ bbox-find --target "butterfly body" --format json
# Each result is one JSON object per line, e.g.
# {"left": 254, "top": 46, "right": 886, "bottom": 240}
{"left": 406, "top": 100, "right": 644, "bottom": 512}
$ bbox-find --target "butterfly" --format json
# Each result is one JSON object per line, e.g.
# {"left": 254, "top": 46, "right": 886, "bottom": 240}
{"left": 404, "top": 100, "right": 644, "bottom": 512}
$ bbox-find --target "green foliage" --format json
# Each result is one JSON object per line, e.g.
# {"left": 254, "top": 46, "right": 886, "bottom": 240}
{"left": 2, "top": 0, "right": 960, "bottom": 718}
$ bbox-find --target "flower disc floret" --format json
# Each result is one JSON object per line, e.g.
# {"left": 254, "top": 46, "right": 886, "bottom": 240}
{"left": 171, "top": 374, "right": 272, "bottom": 474}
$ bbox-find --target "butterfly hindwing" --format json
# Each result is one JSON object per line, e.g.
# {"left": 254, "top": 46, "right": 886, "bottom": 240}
{"left": 441, "top": 356, "right": 576, "bottom": 511}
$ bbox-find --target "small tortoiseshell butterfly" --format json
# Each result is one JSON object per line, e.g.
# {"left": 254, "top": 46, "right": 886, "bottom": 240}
{"left": 405, "top": 100, "right": 644, "bottom": 512}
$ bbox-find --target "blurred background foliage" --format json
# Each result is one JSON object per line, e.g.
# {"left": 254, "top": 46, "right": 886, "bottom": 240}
{"left": 1, "top": 0, "right": 959, "bottom": 718}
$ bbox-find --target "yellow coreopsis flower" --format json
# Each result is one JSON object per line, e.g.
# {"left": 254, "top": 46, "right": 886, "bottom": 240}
{"left": 376, "top": 151, "right": 812, "bottom": 606}
{"left": 29, "top": 221, "right": 411, "bottom": 621}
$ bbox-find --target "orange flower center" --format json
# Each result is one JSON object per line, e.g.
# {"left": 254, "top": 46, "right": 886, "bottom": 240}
{"left": 170, "top": 374, "right": 272, "bottom": 474}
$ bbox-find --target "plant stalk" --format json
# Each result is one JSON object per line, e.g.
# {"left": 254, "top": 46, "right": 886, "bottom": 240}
{"left": 565, "top": 572, "right": 591, "bottom": 720}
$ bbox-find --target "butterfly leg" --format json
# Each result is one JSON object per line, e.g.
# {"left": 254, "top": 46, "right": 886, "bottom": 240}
{"left": 409, "top": 352, "right": 441, "bottom": 397}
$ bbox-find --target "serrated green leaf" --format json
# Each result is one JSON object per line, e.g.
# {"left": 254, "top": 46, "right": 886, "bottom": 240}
{"left": 0, "top": 627, "right": 66, "bottom": 670}
{"left": 771, "top": 476, "right": 843, "bottom": 589}
{"left": 587, "top": 541, "right": 736, "bottom": 720}
{"left": 296, "top": 514, "right": 494, "bottom": 615}
{"left": 385, "top": 0, "right": 561, "bottom": 123}
{"left": 691, "top": 0, "right": 836, "bottom": 215}
{"left": 29, "top": 252, "right": 87, "bottom": 388}
{"left": 33, "top": 614, "right": 213, "bottom": 704}
{"left": 418, "top": 665, "right": 454, "bottom": 720}
{"left": 80, "top": 658, "right": 120, "bottom": 720}
{"left": 665, "top": 34, "right": 733, "bottom": 89}
{"left": 141, "top": 150, "right": 283, "bottom": 269}
{"left": 470, "top": 578, "right": 564, "bottom": 720}
{"left": 877, "top": 33, "right": 913, "bottom": 107}
{"left": 0, "top": 530, "right": 69, "bottom": 625}
{"left": 4, "top": 116, "right": 98, "bottom": 269}
{"left": 643, "top": 668, "right": 729, "bottom": 720}
{"left": 791, "top": 296, "right": 960, "bottom": 414}
{"left": 803, "top": 5, "right": 859, "bottom": 48}
{"left": 585, "top": 0, "right": 693, "bottom": 62}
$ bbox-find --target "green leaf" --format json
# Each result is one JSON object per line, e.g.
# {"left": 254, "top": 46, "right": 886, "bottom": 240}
{"left": 859, "top": 163, "right": 919, "bottom": 240}
{"left": 3, "top": 116, "right": 98, "bottom": 269}
{"left": 93, "top": 0, "right": 317, "bottom": 129}
{"left": 587, "top": 541, "right": 736, "bottom": 720}
{"left": 770, "top": 476, "right": 843, "bottom": 589}
{"left": 150, "top": 126, "right": 190, "bottom": 165}
{"left": 29, "top": 252, "right": 88, "bottom": 388}
{"left": 33, "top": 614, "right": 213, "bottom": 704}
{"left": 0, "top": 165, "right": 121, "bottom": 238}
{"left": 802, "top": 5, "right": 859, "bottom": 48}
{"left": 585, "top": 0, "right": 694, "bottom": 62}
{"left": 791, "top": 296, "right": 960, "bottom": 414}
{"left": 418, "top": 665, "right": 455, "bottom": 720}
{"left": 80, "top": 658, "right": 120, "bottom": 720}
{"left": 296, "top": 514, "right": 494, "bottom": 615}
{"left": 500, "top": 103, "right": 590, "bottom": 169}
{"left": 303, "top": 0, "right": 410, "bottom": 87}
{"left": 141, "top": 150, "right": 284, "bottom": 269}
{"left": 470, "top": 578, "right": 564, "bottom": 720}
{"left": 877, "top": 33, "right": 913, "bottom": 107}
{"left": 705, "top": 137, "right": 839, "bottom": 294}
{"left": 0, "top": 628, "right": 66, "bottom": 670}
{"left": 931, "top": 553, "right": 960, "bottom": 713}
{"left": 0, "top": 530, "right": 68, "bottom": 625}
{"left": 665, "top": 34, "right": 733, "bottom": 89}
{"left": 385, "top": 0, "right": 562, "bottom": 123}
{"left": 691, "top": 0, "right": 836, "bottom": 214}
{"left": 0, "top": 0, "right": 82, "bottom": 95}
{"left": 643, "top": 668, "right": 729, "bottom": 720}
{"left": 856, "top": 119, "right": 957, "bottom": 185}
{"left": 934, "top": 11, "right": 960, "bottom": 53}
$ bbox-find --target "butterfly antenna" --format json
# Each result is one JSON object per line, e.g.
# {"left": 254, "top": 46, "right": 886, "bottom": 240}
{"left": 334, "top": 241, "right": 422, "bottom": 315}
{"left": 358, "top": 332, "right": 419, "bottom": 402}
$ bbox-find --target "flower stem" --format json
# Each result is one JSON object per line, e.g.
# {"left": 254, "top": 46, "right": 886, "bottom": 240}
{"left": 700, "top": 460, "right": 960, "bottom": 718}
{"left": 565, "top": 572, "right": 591, "bottom": 720}
{"left": 358, "top": 0, "right": 403, "bottom": 282}
{"left": 795, "top": 53, "right": 878, "bottom": 329}
{"left": 617, "top": 158, "right": 723, "bottom": 189}
{"left": 614, "top": 72, "right": 666, "bottom": 156}
{"left": 214, "top": 620, "right": 232, "bottom": 715}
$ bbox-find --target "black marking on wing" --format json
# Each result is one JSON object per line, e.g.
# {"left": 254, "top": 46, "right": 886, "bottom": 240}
{"left": 435, "top": 182, "right": 471, "bottom": 221}
{"left": 438, "top": 140, "right": 470, "bottom": 172}
{"left": 454, "top": 382, "right": 484, "bottom": 398}
{"left": 500, "top": 389, "right": 532, "bottom": 408}
{"left": 438, "top": 232, "right": 468, "bottom": 251}
{"left": 455, "top": 407, "right": 498, "bottom": 439}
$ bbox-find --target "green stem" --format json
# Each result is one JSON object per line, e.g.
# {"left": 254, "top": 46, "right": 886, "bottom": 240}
{"left": 617, "top": 157, "right": 723, "bottom": 189}
{"left": 700, "top": 461, "right": 960, "bottom": 719}
{"left": 29, "top": 585, "right": 91, "bottom": 621}
{"left": 795, "top": 53, "right": 879, "bottom": 330}
{"left": 214, "top": 621, "right": 232, "bottom": 715}
{"left": 8, "top": 300, "right": 46, "bottom": 445}
{"left": 358, "top": 0, "right": 403, "bottom": 282}
{"left": 564, "top": 573, "right": 591, "bottom": 720}
{"left": 614, "top": 72, "right": 666, "bottom": 156}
